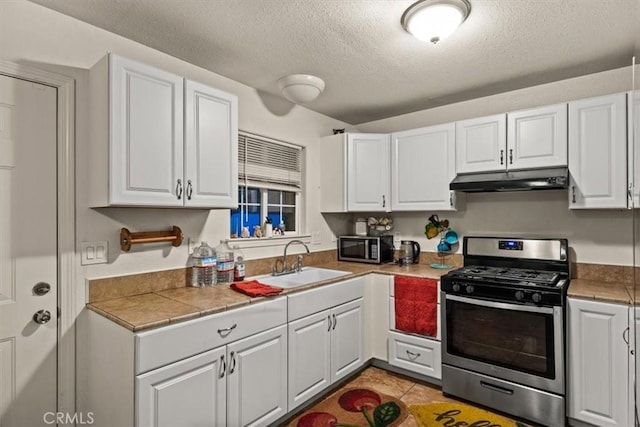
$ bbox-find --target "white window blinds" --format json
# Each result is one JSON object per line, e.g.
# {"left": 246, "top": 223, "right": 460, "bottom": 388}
{"left": 238, "top": 132, "right": 302, "bottom": 191}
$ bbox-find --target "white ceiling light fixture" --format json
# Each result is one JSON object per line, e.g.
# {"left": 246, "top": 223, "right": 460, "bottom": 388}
{"left": 401, "top": 0, "right": 471, "bottom": 44}
{"left": 277, "top": 74, "right": 326, "bottom": 104}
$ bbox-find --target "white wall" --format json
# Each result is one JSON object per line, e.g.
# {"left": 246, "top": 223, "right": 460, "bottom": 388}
{"left": 0, "top": 1, "right": 351, "bottom": 281}
{"left": 357, "top": 66, "right": 638, "bottom": 266}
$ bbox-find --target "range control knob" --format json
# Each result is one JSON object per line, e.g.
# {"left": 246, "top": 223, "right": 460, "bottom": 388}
{"left": 515, "top": 290, "right": 525, "bottom": 301}
{"left": 465, "top": 285, "right": 475, "bottom": 294}
{"left": 531, "top": 293, "right": 542, "bottom": 303}
{"left": 452, "top": 283, "right": 461, "bottom": 292}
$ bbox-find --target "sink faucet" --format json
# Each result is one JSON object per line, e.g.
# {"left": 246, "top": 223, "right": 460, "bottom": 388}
{"left": 273, "top": 239, "right": 310, "bottom": 276}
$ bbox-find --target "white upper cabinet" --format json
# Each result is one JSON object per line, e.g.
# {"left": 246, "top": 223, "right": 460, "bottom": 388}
{"left": 455, "top": 114, "right": 506, "bottom": 173}
{"left": 568, "top": 93, "right": 627, "bottom": 209}
{"left": 184, "top": 80, "right": 238, "bottom": 208}
{"left": 320, "top": 133, "right": 390, "bottom": 212}
{"left": 347, "top": 134, "right": 391, "bottom": 211}
{"left": 89, "top": 54, "right": 238, "bottom": 208}
{"left": 391, "top": 123, "right": 458, "bottom": 211}
{"left": 507, "top": 103, "right": 567, "bottom": 170}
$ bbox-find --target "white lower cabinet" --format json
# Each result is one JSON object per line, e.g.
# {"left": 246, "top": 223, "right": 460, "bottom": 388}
{"left": 568, "top": 297, "right": 630, "bottom": 427}
{"left": 287, "top": 277, "right": 365, "bottom": 410}
{"left": 388, "top": 331, "right": 441, "bottom": 379}
{"left": 137, "top": 347, "right": 226, "bottom": 427}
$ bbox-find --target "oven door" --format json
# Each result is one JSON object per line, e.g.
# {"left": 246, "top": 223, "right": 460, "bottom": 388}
{"left": 442, "top": 293, "right": 564, "bottom": 394}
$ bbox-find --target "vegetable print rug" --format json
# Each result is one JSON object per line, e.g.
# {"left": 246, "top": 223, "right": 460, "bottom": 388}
{"left": 292, "top": 387, "right": 408, "bottom": 427}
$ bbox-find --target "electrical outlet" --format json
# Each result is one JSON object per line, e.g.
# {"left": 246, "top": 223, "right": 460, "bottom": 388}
{"left": 81, "top": 241, "right": 108, "bottom": 265}
{"left": 311, "top": 231, "right": 321, "bottom": 245}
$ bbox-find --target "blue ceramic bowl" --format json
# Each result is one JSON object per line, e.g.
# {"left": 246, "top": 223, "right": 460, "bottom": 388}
{"left": 444, "top": 230, "right": 459, "bottom": 245}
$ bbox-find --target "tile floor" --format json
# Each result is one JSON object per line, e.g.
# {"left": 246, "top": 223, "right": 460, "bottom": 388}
{"left": 284, "top": 366, "right": 525, "bottom": 427}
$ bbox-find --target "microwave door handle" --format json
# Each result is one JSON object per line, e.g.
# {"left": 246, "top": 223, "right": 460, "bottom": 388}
{"left": 445, "top": 294, "right": 554, "bottom": 315}
{"left": 364, "top": 241, "right": 369, "bottom": 259}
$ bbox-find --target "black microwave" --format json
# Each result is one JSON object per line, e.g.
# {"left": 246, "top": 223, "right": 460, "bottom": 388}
{"left": 338, "top": 235, "right": 394, "bottom": 264}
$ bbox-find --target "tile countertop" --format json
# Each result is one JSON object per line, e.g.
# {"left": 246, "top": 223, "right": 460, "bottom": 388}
{"left": 87, "top": 260, "right": 635, "bottom": 332}
{"left": 86, "top": 261, "right": 450, "bottom": 332}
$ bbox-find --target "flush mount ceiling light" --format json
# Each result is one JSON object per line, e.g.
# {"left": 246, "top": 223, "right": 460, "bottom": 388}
{"left": 401, "top": 0, "right": 471, "bottom": 44}
{"left": 277, "top": 74, "right": 326, "bottom": 104}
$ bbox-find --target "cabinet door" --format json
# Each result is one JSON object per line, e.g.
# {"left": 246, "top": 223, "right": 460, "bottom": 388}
{"left": 226, "top": 324, "right": 287, "bottom": 427}
{"left": 455, "top": 114, "right": 506, "bottom": 173}
{"left": 507, "top": 103, "right": 567, "bottom": 170}
{"left": 184, "top": 80, "right": 238, "bottom": 208}
{"left": 136, "top": 347, "right": 226, "bottom": 427}
{"left": 288, "top": 310, "right": 331, "bottom": 410}
{"left": 630, "top": 90, "right": 640, "bottom": 207}
{"left": 331, "top": 298, "right": 364, "bottom": 383}
{"left": 346, "top": 134, "right": 390, "bottom": 211}
{"left": 568, "top": 298, "right": 629, "bottom": 427}
{"left": 109, "top": 54, "right": 184, "bottom": 206}
{"left": 391, "top": 123, "right": 457, "bottom": 211}
{"left": 568, "top": 93, "right": 627, "bottom": 209}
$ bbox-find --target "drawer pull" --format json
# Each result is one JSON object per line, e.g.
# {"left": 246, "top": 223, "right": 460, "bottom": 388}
{"left": 327, "top": 315, "right": 332, "bottom": 332}
{"left": 406, "top": 350, "right": 420, "bottom": 360}
{"left": 480, "top": 381, "right": 514, "bottom": 395}
{"left": 217, "top": 323, "right": 237, "bottom": 337}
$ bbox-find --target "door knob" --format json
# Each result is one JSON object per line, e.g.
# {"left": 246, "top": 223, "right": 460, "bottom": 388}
{"left": 33, "top": 310, "right": 52, "bottom": 324}
{"left": 33, "top": 282, "right": 51, "bottom": 296}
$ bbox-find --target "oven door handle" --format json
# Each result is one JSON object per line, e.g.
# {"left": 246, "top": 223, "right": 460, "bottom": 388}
{"left": 445, "top": 294, "right": 554, "bottom": 314}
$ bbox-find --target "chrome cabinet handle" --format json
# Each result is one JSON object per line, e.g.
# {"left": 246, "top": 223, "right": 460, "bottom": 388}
{"left": 33, "top": 309, "right": 51, "bottom": 324}
{"left": 186, "top": 179, "right": 193, "bottom": 200}
{"left": 229, "top": 351, "right": 236, "bottom": 374}
{"left": 509, "top": 148, "right": 513, "bottom": 164}
{"left": 449, "top": 192, "right": 453, "bottom": 207}
{"left": 571, "top": 186, "right": 576, "bottom": 203}
{"left": 623, "top": 327, "right": 630, "bottom": 345}
{"left": 327, "top": 315, "right": 332, "bottom": 332}
{"left": 382, "top": 195, "right": 386, "bottom": 208}
{"left": 219, "top": 355, "right": 226, "bottom": 378}
{"left": 332, "top": 314, "right": 337, "bottom": 330}
{"left": 406, "top": 350, "right": 420, "bottom": 360}
{"left": 500, "top": 149, "right": 504, "bottom": 165}
{"left": 217, "top": 323, "right": 237, "bottom": 336}
{"left": 176, "top": 179, "right": 183, "bottom": 200}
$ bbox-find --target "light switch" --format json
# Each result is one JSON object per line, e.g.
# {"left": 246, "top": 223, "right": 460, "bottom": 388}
{"left": 81, "top": 241, "right": 108, "bottom": 265}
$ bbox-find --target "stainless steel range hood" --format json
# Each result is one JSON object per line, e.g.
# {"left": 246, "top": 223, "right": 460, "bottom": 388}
{"left": 449, "top": 167, "right": 569, "bottom": 193}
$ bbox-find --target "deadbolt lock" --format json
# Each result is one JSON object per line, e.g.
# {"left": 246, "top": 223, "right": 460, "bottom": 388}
{"left": 33, "top": 282, "right": 51, "bottom": 296}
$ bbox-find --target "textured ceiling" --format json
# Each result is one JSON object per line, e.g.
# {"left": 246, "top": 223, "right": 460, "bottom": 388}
{"left": 29, "top": 0, "right": 640, "bottom": 125}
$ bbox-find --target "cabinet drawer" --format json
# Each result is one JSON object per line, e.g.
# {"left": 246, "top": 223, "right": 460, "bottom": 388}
{"left": 135, "top": 297, "right": 286, "bottom": 374}
{"left": 388, "top": 331, "right": 441, "bottom": 379}
{"left": 288, "top": 277, "right": 364, "bottom": 321}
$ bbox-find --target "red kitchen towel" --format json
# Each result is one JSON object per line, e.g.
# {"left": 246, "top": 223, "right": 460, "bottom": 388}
{"left": 394, "top": 276, "right": 437, "bottom": 337}
{"left": 230, "top": 280, "right": 284, "bottom": 297}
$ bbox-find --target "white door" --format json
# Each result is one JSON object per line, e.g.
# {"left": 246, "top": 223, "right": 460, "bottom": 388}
{"left": 330, "top": 298, "right": 364, "bottom": 383}
{"left": 568, "top": 93, "right": 627, "bottom": 209}
{"left": 568, "top": 298, "right": 629, "bottom": 427}
{"left": 346, "top": 134, "right": 390, "bottom": 212}
{"left": 136, "top": 347, "right": 226, "bottom": 427}
{"left": 391, "top": 123, "right": 456, "bottom": 211}
{"left": 455, "top": 114, "right": 506, "bottom": 173}
{"left": 0, "top": 75, "right": 57, "bottom": 427}
{"left": 288, "top": 310, "right": 331, "bottom": 410}
{"left": 109, "top": 54, "right": 184, "bottom": 206}
{"left": 184, "top": 79, "right": 238, "bottom": 208}
{"left": 507, "top": 103, "right": 568, "bottom": 170}
{"left": 226, "top": 325, "right": 287, "bottom": 427}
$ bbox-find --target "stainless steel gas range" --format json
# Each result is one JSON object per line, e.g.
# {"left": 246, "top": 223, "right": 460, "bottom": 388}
{"left": 440, "top": 236, "right": 570, "bottom": 427}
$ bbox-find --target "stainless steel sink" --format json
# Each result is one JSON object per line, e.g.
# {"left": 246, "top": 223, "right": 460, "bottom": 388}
{"left": 254, "top": 267, "right": 350, "bottom": 289}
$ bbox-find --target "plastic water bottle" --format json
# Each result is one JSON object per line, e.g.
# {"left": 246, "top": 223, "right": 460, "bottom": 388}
{"left": 215, "top": 241, "right": 235, "bottom": 284}
{"left": 234, "top": 248, "right": 246, "bottom": 282}
{"left": 190, "top": 242, "right": 216, "bottom": 287}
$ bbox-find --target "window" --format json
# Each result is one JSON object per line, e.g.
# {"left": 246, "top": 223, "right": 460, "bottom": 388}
{"left": 230, "top": 132, "right": 303, "bottom": 238}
